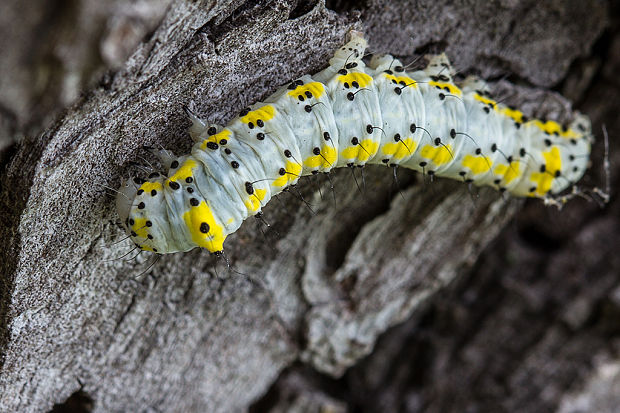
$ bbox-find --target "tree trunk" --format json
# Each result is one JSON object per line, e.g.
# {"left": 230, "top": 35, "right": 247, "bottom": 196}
{"left": 1, "top": 1, "right": 618, "bottom": 412}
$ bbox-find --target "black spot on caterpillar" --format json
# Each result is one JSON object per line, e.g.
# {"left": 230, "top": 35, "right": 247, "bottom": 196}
{"left": 116, "top": 31, "right": 594, "bottom": 255}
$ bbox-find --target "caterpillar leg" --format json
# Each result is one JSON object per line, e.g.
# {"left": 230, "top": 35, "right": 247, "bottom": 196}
{"left": 334, "top": 30, "right": 367, "bottom": 62}
{"left": 314, "top": 30, "right": 368, "bottom": 83}
{"left": 544, "top": 185, "right": 604, "bottom": 209}
{"left": 146, "top": 146, "right": 177, "bottom": 171}
{"left": 424, "top": 53, "right": 456, "bottom": 80}
{"left": 183, "top": 103, "right": 210, "bottom": 142}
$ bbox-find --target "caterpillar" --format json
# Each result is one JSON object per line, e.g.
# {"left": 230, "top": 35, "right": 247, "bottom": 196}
{"left": 116, "top": 31, "right": 593, "bottom": 255}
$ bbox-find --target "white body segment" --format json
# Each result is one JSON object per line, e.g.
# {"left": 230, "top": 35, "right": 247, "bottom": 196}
{"left": 117, "top": 32, "right": 592, "bottom": 254}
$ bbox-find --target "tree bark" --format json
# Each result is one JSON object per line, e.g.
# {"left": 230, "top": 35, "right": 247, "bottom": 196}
{"left": 0, "top": 1, "right": 617, "bottom": 412}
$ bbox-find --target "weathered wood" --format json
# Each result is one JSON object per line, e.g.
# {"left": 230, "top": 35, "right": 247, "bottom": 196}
{"left": 0, "top": 0, "right": 613, "bottom": 412}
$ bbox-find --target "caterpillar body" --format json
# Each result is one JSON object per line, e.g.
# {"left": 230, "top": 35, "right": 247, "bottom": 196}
{"left": 116, "top": 32, "right": 592, "bottom": 255}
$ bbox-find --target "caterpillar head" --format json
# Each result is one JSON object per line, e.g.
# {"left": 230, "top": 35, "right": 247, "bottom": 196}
{"left": 116, "top": 175, "right": 174, "bottom": 254}
{"left": 330, "top": 30, "right": 367, "bottom": 67}
{"left": 116, "top": 162, "right": 230, "bottom": 255}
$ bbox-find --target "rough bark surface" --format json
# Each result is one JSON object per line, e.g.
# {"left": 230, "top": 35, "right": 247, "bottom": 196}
{"left": 0, "top": 1, "right": 617, "bottom": 412}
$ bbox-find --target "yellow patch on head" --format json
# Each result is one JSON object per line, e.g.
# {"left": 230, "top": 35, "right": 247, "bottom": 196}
{"left": 494, "top": 162, "right": 521, "bottom": 184}
{"left": 241, "top": 105, "right": 276, "bottom": 125}
{"left": 338, "top": 72, "right": 373, "bottom": 88}
{"left": 381, "top": 138, "right": 417, "bottom": 159}
{"left": 244, "top": 188, "right": 267, "bottom": 212}
{"left": 200, "top": 129, "right": 231, "bottom": 150}
{"left": 130, "top": 216, "right": 154, "bottom": 252}
{"left": 169, "top": 159, "right": 197, "bottom": 182}
{"left": 429, "top": 81, "right": 462, "bottom": 96}
{"left": 303, "top": 146, "right": 337, "bottom": 169}
{"left": 419, "top": 143, "right": 453, "bottom": 166}
{"left": 341, "top": 139, "right": 379, "bottom": 162}
{"left": 288, "top": 82, "right": 325, "bottom": 100}
{"left": 131, "top": 217, "right": 150, "bottom": 238}
{"left": 384, "top": 74, "right": 417, "bottom": 88}
{"left": 183, "top": 200, "right": 226, "bottom": 252}
{"left": 273, "top": 160, "right": 303, "bottom": 187}
{"left": 462, "top": 154, "right": 492, "bottom": 175}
